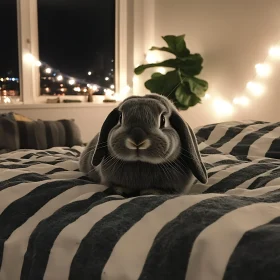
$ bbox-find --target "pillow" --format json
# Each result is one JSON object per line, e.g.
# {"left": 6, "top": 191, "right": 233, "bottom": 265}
{"left": 0, "top": 115, "right": 19, "bottom": 153}
{"left": 17, "top": 119, "right": 83, "bottom": 149}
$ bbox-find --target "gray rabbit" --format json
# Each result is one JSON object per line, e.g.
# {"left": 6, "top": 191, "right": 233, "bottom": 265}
{"left": 79, "top": 94, "right": 207, "bottom": 196}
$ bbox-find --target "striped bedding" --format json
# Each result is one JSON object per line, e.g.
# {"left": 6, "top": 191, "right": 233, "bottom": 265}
{"left": 1, "top": 120, "right": 280, "bottom": 280}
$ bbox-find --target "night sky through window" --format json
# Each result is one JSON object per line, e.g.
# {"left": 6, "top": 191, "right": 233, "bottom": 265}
{"left": 0, "top": 0, "right": 115, "bottom": 95}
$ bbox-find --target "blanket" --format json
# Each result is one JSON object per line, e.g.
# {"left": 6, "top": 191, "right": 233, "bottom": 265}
{"left": 1, "top": 120, "right": 280, "bottom": 280}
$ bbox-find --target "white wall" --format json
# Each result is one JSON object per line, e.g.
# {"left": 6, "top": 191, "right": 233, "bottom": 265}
{"left": 152, "top": 0, "right": 280, "bottom": 125}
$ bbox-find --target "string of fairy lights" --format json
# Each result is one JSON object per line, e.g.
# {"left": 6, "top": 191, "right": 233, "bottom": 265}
{"left": 144, "top": 44, "right": 280, "bottom": 117}
{"left": 208, "top": 45, "right": 280, "bottom": 116}
{"left": 2, "top": 47, "right": 279, "bottom": 109}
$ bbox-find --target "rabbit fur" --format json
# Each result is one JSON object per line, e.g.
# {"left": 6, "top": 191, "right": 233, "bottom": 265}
{"left": 79, "top": 94, "right": 207, "bottom": 196}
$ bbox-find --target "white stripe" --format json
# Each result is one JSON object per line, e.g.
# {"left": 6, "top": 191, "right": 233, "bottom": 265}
{"left": 0, "top": 184, "right": 106, "bottom": 280}
{"left": 226, "top": 185, "right": 280, "bottom": 197}
{"left": 0, "top": 163, "right": 71, "bottom": 174}
{"left": 202, "top": 123, "right": 231, "bottom": 146}
{"left": 48, "top": 171, "right": 84, "bottom": 179}
{"left": 186, "top": 202, "right": 280, "bottom": 280}
{"left": 218, "top": 122, "right": 271, "bottom": 154}
{"left": 0, "top": 180, "right": 54, "bottom": 214}
{"left": 247, "top": 126, "right": 280, "bottom": 159}
{"left": 43, "top": 197, "right": 134, "bottom": 280}
{"left": 224, "top": 165, "right": 280, "bottom": 191}
{"left": 191, "top": 159, "right": 264, "bottom": 194}
{"left": 102, "top": 193, "right": 226, "bottom": 280}
{"left": 54, "top": 160, "right": 78, "bottom": 170}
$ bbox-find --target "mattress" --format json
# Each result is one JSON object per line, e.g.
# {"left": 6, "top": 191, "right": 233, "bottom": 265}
{"left": 1, "top": 120, "right": 280, "bottom": 280}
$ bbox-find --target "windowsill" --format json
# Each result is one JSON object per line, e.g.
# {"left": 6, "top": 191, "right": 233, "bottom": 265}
{"left": 0, "top": 101, "right": 120, "bottom": 110}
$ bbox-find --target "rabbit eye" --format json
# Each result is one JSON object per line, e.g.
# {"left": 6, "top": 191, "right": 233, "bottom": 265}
{"left": 119, "top": 112, "right": 123, "bottom": 124}
{"left": 160, "top": 114, "right": 165, "bottom": 128}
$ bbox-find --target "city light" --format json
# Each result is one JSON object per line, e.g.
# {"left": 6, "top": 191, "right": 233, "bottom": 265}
{"left": 88, "top": 71, "right": 92, "bottom": 75}
{"left": 68, "top": 79, "right": 75, "bottom": 85}
{"left": 45, "top": 68, "right": 52, "bottom": 74}
{"left": 110, "top": 84, "right": 115, "bottom": 89}
{"left": 74, "top": 87, "right": 81, "bottom": 92}
{"left": 105, "top": 77, "right": 109, "bottom": 81}
{"left": 56, "top": 75, "right": 63, "bottom": 81}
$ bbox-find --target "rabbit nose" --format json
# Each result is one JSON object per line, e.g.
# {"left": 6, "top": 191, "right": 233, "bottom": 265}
{"left": 125, "top": 127, "right": 151, "bottom": 150}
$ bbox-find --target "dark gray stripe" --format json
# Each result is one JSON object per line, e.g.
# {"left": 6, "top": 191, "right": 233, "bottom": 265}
{"left": 210, "top": 121, "right": 267, "bottom": 149}
{"left": 266, "top": 137, "right": 280, "bottom": 159}
{"left": 0, "top": 173, "right": 49, "bottom": 191}
{"left": 0, "top": 179, "right": 89, "bottom": 269}
{"left": 230, "top": 122, "right": 280, "bottom": 156}
{"left": 69, "top": 195, "right": 173, "bottom": 280}
{"left": 20, "top": 190, "right": 123, "bottom": 280}
{"left": 139, "top": 192, "right": 280, "bottom": 280}
{"left": 205, "top": 159, "right": 279, "bottom": 193}
{"left": 224, "top": 216, "right": 280, "bottom": 280}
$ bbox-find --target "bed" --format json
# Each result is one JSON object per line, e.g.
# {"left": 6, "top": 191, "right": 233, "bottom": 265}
{"left": 1, "top": 120, "right": 280, "bottom": 280}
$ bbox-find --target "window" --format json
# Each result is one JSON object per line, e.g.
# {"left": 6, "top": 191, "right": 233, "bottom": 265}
{"left": 37, "top": 0, "right": 115, "bottom": 96}
{"left": 0, "top": 0, "right": 136, "bottom": 105}
{"left": 0, "top": 0, "right": 20, "bottom": 99}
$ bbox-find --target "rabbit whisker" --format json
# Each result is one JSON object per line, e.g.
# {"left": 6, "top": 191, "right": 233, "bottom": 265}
{"left": 79, "top": 148, "right": 96, "bottom": 161}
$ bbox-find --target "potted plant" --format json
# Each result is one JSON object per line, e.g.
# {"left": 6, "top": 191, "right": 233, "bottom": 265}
{"left": 134, "top": 35, "right": 208, "bottom": 110}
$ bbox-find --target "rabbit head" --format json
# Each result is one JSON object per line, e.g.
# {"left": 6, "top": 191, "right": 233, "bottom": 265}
{"left": 91, "top": 94, "right": 207, "bottom": 194}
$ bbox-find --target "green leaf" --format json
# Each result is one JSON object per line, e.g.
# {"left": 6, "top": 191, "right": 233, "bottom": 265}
{"left": 187, "top": 77, "right": 208, "bottom": 97}
{"left": 151, "top": 72, "right": 164, "bottom": 78}
{"left": 144, "top": 70, "right": 180, "bottom": 97}
{"left": 134, "top": 59, "right": 178, "bottom": 75}
{"left": 150, "top": 46, "right": 174, "bottom": 55}
{"left": 162, "top": 35, "right": 190, "bottom": 57}
{"left": 179, "top": 54, "right": 203, "bottom": 76}
{"left": 175, "top": 85, "right": 192, "bottom": 106}
{"left": 134, "top": 55, "right": 203, "bottom": 76}
{"left": 175, "top": 85, "right": 202, "bottom": 109}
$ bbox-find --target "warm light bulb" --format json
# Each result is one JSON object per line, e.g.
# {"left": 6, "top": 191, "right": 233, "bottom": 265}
{"left": 110, "top": 84, "right": 115, "bottom": 89}
{"left": 3, "top": 96, "right": 11, "bottom": 104}
{"left": 120, "top": 85, "right": 131, "bottom": 95}
{"left": 213, "top": 98, "right": 234, "bottom": 116}
{"left": 74, "top": 87, "right": 81, "bottom": 92}
{"left": 133, "top": 75, "right": 139, "bottom": 83}
{"left": 246, "top": 81, "right": 265, "bottom": 96}
{"left": 255, "top": 63, "right": 271, "bottom": 77}
{"left": 145, "top": 51, "right": 157, "bottom": 63}
{"left": 68, "top": 79, "right": 75, "bottom": 85}
{"left": 269, "top": 46, "right": 280, "bottom": 58}
{"left": 92, "top": 85, "right": 98, "bottom": 91}
{"left": 88, "top": 71, "right": 92, "bottom": 75}
{"left": 45, "top": 68, "right": 52, "bottom": 74}
{"left": 204, "top": 93, "right": 211, "bottom": 99}
{"left": 56, "top": 75, "right": 63, "bottom": 81}
{"left": 105, "top": 77, "right": 109, "bottom": 81}
{"left": 157, "top": 67, "right": 166, "bottom": 74}
{"left": 24, "top": 53, "right": 35, "bottom": 63}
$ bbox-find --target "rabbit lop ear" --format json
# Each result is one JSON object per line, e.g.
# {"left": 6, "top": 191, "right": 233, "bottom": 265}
{"left": 92, "top": 108, "right": 120, "bottom": 166}
{"left": 170, "top": 111, "right": 208, "bottom": 184}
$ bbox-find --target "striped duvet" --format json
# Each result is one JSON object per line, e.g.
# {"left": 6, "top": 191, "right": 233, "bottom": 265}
{"left": 1, "top": 120, "right": 280, "bottom": 280}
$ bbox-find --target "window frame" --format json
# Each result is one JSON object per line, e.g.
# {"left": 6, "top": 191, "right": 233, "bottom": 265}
{"left": 16, "top": 0, "right": 133, "bottom": 104}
